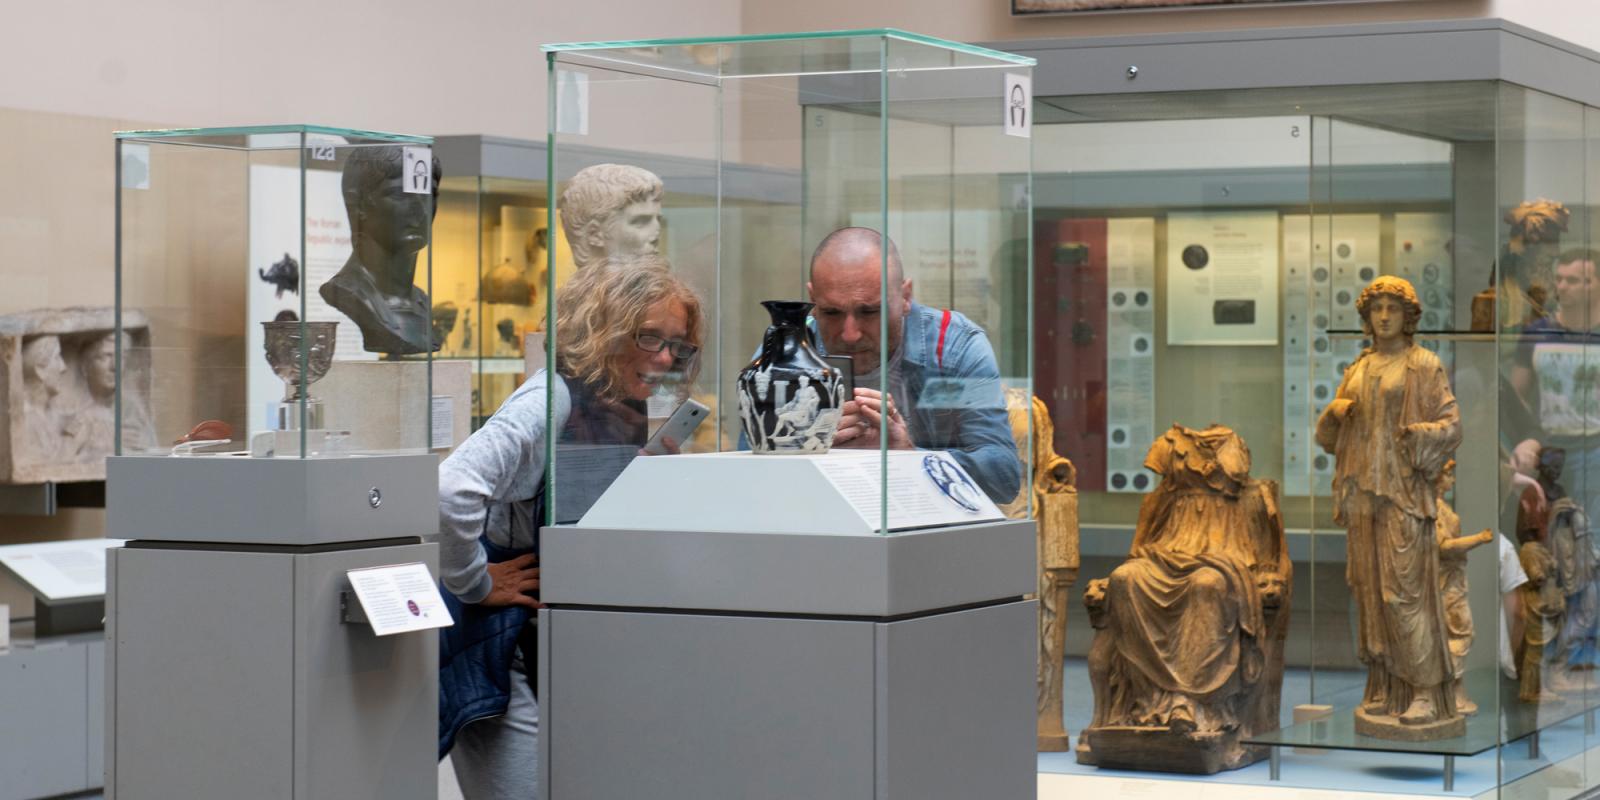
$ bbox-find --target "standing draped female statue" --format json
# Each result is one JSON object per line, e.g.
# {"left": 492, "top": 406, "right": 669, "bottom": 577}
{"left": 1315, "top": 275, "right": 1466, "bottom": 740}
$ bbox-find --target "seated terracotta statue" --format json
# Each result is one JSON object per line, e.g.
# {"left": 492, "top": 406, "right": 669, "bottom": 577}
{"left": 1078, "top": 424, "right": 1291, "bottom": 774}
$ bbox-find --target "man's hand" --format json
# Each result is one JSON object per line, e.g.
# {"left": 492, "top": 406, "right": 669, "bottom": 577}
{"left": 479, "top": 553, "right": 542, "bottom": 609}
{"left": 832, "top": 388, "right": 914, "bottom": 450}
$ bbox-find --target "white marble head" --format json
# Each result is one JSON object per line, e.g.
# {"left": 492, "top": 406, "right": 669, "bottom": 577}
{"left": 559, "top": 164, "right": 663, "bottom": 267}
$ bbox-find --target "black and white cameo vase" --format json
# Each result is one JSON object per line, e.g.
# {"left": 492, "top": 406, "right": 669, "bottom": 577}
{"left": 737, "top": 300, "right": 846, "bottom": 454}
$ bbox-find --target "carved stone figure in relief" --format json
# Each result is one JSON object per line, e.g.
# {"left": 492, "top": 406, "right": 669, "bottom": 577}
{"left": 65, "top": 331, "right": 157, "bottom": 459}
{"left": 1315, "top": 275, "right": 1465, "bottom": 740}
{"left": 318, "top": 146, "right": 441, "bottom": 354}
{"left": 0, "top": 308, "right": 156, "bottom": 482}
{"left": 558, "top": 164, "right": 663, "bottom": 268}
{"left": 20, "top": 335, "right": 68, "bottom": 460}
{"left": 998, "top": 388, "right": 1080, "bottom": 752}
{"left": 1078, "top": 424, "right": 1291, "bottom": 773}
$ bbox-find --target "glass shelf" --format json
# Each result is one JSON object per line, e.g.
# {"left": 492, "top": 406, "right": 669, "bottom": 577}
{"left": 1324, "top": 329, "right": 1495, "bottom": 341}
{"left": 1245, "top": 668, "right": 1600, "bottom": 757}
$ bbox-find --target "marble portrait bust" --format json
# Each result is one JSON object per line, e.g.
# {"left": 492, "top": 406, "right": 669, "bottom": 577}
{"left": 558, "top": 163, "right": 663, "bottom": 269}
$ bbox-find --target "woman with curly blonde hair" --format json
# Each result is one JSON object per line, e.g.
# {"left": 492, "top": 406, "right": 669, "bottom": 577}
{"left": 1316, "top": 275, "right": 1464, "bottom": 737}
{"left": 436, "top": 254, "right": 704, "bottom": 798}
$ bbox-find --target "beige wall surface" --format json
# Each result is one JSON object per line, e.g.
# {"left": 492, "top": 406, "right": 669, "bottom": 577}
{"left": 1, "top": 2, "right": 1596, "bottom": 149}
{"left": 742, "top": 0, "right": 1600, "bottom": 55}
{"left": 0, "top": 0, "right": 742, "bottom": 143}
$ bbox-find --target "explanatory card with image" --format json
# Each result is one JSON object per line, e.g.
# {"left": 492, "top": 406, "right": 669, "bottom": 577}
{"left": 1166, "top": 211, "right": 1279, "bottom": 346}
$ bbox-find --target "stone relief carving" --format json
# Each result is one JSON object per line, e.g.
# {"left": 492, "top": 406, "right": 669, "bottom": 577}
{"left": 0, "top": 307, "right": 156, "bottom": 482}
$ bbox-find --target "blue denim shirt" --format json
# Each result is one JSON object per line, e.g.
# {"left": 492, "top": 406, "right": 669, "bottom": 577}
{"left": 868, "top": 302, "right": 1022, "bottom": 503}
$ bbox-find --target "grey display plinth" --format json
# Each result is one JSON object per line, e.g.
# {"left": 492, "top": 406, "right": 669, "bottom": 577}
{"left": 105, "top": 456, "right": 440, "bottom": 800}
{"left": 538, "top": 520, "right": 1038, "bottom": 800}
{"left": 106, "top": 454, "right": 438, "bottom": 545}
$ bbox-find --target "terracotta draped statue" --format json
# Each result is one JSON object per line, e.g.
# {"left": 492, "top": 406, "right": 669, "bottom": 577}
{"left": 1000, "top": 389, "right": 1079, "bottom": 752}
{"left": 1077, "top": 424, "right": 1290, "bottom": 773}
{"left": 1315, "top": 275, "right": 1466, "bottom": 740}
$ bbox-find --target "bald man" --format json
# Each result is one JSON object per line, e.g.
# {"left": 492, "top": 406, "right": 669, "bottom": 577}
{"left": 807, "top": 227, "right": 1021, "bottom": 502}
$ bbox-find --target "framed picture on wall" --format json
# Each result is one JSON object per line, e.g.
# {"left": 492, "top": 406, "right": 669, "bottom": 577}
{"left": 1014, "top": 0, "right": 1411, "bottom": 15}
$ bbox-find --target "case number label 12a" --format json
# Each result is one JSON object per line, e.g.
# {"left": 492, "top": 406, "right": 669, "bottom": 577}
{"left": 309, "top": 144, "right": 337, "bottom": 161}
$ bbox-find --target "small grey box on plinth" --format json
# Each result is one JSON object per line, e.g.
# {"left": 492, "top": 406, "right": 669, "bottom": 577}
{"left": 538, "top": 520, "right": 1038, "bottom": 800}
{"left": 105, "top": 455, "right": 441, "bottom": 800}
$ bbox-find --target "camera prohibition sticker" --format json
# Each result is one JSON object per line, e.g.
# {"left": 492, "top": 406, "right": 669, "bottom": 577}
{"left": 402, "top": 146, "right": 433, "bottom": 194}
{"left": 1004, "top": 73, "right": 1031, "bottom": 139}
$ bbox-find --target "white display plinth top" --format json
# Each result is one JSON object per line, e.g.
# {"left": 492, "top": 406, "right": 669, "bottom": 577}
{"left": 0, "top": 538, "right": 124, "bottom": 601}
{"left": 576, "top": 450, "right": 1005, "bottom": 535}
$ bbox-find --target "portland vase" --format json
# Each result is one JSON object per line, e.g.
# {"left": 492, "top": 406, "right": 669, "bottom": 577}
{"left": 737, "top": 300, "right": 845, "bottom": 454}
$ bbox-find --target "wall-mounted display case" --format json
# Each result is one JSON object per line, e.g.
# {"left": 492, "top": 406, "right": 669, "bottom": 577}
{"left": 1012, "top": 19, "right": 1600, "bottom": 799}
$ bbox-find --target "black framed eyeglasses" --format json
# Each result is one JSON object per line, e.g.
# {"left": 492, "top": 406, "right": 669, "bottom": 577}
{"left": 635, "top": 332, "right": 699, "bottom": 360}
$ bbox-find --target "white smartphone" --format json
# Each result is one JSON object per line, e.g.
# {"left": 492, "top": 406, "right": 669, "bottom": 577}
{"left": 643, "top": 399, "right": 709, "bottom": 455}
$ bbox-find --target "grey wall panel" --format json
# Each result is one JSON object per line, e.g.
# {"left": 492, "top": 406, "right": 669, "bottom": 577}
{"left": 293, "top": 543, "right": 438, "bottom": 800}
{"left": 110, "top": 548, "right": 296, "bottom": 800}
{"left": 0, "top": 642, "right": 89, "bottom": 800}
{"left": 546, "top": 608, "right": 876, "bottom": 800}
{"left": 877, "top": 601, "right": 1036, "bottom": 800}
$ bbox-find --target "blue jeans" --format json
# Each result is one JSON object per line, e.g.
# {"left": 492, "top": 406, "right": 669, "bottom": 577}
{"left": 438, "top": 536, "right": 536, "bottom": 759}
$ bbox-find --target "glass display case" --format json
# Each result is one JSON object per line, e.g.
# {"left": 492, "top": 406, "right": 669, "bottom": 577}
{"left": 1023, "top": 22, "right": 1600, "bottom": 799}
{"left": 543, "top": 31, "right": 1035, "bottom": 530}
{"left": 114, "top": 125, "right": 435, "bottom": 458}
{"left": 106, "top": 125, "right": 442, "bottom": 800}
{"left": 433, "top": 134, "right": 798, "bottom": 429}
{"left": 533, "top": 31, "right": 1039, "bottom": 800}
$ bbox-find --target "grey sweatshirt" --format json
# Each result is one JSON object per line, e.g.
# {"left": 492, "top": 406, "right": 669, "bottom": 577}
{"left": 437, "top": 369, "right": 571, "bottom": 604}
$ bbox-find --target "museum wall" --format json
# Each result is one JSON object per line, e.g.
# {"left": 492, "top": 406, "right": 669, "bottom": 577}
{"left": 0, "top": 0, "right": 742, "bottom": 144}
{"left": 0, "top": 109, "right": 153, "bottom": 611}
{"left": 742, "top": 0, "right": 1600, "bottom": 56}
